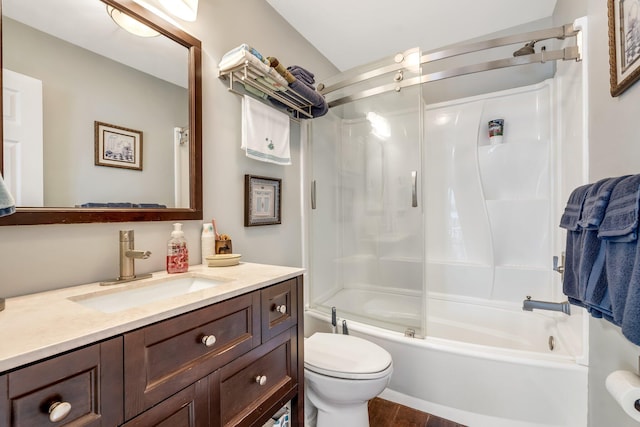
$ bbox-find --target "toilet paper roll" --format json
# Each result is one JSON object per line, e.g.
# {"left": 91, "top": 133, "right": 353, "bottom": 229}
{"left": 606, "top": 370, "right": 640, "bottom": 422}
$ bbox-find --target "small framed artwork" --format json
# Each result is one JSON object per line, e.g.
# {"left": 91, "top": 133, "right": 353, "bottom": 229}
{"left": 244, "top": 175, "right": 282, "bottom": 226}
{"left": 95, "top": 121, "right": 143, "bottom": 170}
{"left": 608, "top": 0, "right": 640, "bottom": 96}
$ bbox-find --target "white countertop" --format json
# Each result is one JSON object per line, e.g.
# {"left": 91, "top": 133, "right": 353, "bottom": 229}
{"left": 0, "top": 262, "right": 305, "bottom": 373}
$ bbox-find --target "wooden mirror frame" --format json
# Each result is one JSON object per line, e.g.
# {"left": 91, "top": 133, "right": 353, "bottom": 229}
{"left": 0, "top": 0, "right": 202, "bottom": 225}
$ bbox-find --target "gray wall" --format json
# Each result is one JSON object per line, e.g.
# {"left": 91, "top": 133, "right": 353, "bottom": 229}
{"left": 553, "top": 1, "right": 640, "bottom": 426}
{"left": 4, "top": 18, "right": 188, "bottom": 208}
{"left": 0, "top": 0, "right": 337, "bottom": 298}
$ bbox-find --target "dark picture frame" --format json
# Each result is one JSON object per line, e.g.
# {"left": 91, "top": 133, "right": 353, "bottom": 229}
{"left": 95, "top": 121, "right": 143, "bottom": 170}
{"left": 608, "top": 0, "right": 640, "bottom": 96}
{"left": 244, "top": 175, "right": 281, "bottom": 226}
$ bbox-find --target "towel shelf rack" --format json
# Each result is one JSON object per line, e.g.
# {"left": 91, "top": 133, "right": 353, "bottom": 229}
{"left": 219, "top": 61, "right": 315, "bottom": 119}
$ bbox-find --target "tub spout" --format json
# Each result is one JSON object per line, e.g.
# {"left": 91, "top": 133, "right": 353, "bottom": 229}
{"left": 522, "top": 296, "right": 571, "bottom": 315}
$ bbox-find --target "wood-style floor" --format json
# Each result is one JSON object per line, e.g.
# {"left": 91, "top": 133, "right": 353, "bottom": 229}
{"left": 368, "top": 398, "right": 466, "bottom": 427}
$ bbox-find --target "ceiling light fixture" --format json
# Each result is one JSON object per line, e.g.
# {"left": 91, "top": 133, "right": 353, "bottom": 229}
{"left": 159, "top": 0, "right": 199, "bottom": 22}
{"left": 107, "top": 5, "right": 160, "bottom": 38}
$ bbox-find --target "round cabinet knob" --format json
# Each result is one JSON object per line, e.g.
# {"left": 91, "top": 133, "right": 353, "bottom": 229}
{"left": 48, "top": 401, "right": 72, "bottom": 423}
{"left": 275, "top": 304, "right": 287, "bottom": 314}
{"left": 255, "top": 375, "right": 267, "bottom": 386}
{"left": 201, "top": 335, "right": 216, "bottom": 347}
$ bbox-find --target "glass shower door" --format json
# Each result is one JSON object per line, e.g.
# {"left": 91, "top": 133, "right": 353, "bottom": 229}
{"left": 309, "top": 81, "right": 424, "bottom": 335}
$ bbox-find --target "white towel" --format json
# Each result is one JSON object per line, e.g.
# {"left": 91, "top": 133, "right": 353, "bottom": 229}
{"left": 242, "top": 95, "right": 291, "bottom": 165}
{"left": 0, "top": 173, "right": 16, "bottom": 217}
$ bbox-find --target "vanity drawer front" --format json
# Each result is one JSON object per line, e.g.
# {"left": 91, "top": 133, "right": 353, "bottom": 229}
{"left": 0, "top": 338, "right": 123, "bottom": 427}
{"left": 218, "top": 328, "right": 297, "bottom": 427}
{"left": 261, "top": 277, "right": 298, "bottom": 342}
{"left": 124, "top": 291, "right": 261, "bottom": 419}
{"left": 122, "top": 379, "right": 208, "bottom": 427}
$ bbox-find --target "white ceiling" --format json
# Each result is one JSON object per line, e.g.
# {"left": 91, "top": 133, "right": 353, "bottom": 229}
{"left": 266, "top": 0, "right": 558, "bottom": 71}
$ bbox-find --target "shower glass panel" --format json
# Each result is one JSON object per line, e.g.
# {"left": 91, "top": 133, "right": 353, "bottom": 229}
{"left": 309, "top": 80, "right": 424, "bottom": 335}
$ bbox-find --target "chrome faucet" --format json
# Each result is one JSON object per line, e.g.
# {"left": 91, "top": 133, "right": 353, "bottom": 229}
{"left": 522, "top": 296, "right": 571, "bottom": 315}
{"left": 101, "top": 230, "right": 152, "bottom": 286}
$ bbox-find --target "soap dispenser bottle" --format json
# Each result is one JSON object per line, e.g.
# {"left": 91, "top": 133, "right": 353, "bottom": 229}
{"left": 201, "top": 222, "right": 215, "bottom": 265}
{"left": 167, "top": 223, "right": 189, "bottom": 274}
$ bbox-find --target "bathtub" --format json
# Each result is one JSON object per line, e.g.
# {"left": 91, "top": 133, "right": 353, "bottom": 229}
{"left": 305, "top": 290, "right": 588, "bottom": 427}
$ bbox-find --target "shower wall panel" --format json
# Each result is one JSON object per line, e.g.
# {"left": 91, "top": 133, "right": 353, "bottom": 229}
{"left": 424, "top": 81, "right": 554, "bottom": 303}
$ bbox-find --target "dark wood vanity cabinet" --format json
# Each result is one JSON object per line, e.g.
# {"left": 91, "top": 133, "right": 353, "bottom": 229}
{"left": 123, "top": 291, "right": 262, "bottom": 419}
{"left": 0, "top": 338, "right": 124, "bottom": 427}
{"left": 0, "top": 275, "right": 304, "bottom": 427}
{"left": 122, "top": 276, "right": 303, "bottom": 427}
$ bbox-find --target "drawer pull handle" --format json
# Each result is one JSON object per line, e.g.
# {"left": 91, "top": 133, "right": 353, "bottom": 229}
{"left": 48, "top": 401, "right": 72, "bottom": 423}
{"left": 255, "top": 375, "right": 267, "bottom": 386}
{"left": 201, "top": 335, "right": 217, "bottom": 347}
{"left": 275, "top": 304, "right": 287, "bottom": 314}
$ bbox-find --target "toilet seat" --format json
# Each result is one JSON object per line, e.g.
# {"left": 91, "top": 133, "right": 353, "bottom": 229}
{"left": 304, "top": 333, "right": 392, "bottom": 380}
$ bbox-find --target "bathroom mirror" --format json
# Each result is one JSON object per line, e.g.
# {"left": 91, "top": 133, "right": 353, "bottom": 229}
{"left": 0, "top": 0, "right": 202, "bottom": 225}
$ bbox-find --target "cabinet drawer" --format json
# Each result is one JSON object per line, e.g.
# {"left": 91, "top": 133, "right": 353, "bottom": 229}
{"left": 0, "top": 338, "right": 123, "bottom": 427}
{"left": 124, "top": 291, "right": 261, "bottom": 419}
{"left": 261, "top": 278, "right": 298, "bottom": 342}
{"left": 122, "top": 379, "right": 208, "bottom": 427}
{"left": 217, "top": 328, "right": 297, "bottom": 427}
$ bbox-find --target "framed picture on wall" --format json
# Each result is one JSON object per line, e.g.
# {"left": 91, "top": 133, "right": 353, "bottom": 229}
{"left": 95, "top": 121, "right": 143, "bottom": 170}
{"left": 608, "top": 0, "right": 640, "bottom": 96}
{"left": 244, "top": 175, "right": 281, "bottom": 226}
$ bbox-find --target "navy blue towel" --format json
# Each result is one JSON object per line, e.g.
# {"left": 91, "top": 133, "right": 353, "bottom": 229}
{"left": 560, "top": 184, "right": 592, "bottom": 304}
{"left": 561, "top": 174, "right": 640, "bottom": 345}
{"left": 598, "top": 175, "right": 640, "bottom": 345}
{"left": 599, "top": 175, "right": 640, "bottom": 239}
{"left": 287, "top": 65, "right": 316, "bottom": 87}
{"left": 560, "top": 184, "right": 591, "bottom": 231}
{"left": 576, "top": 177, "right": 628, "bottom": 318}
{"left": 580, "top": 176, "right": 630, "bottom": 229}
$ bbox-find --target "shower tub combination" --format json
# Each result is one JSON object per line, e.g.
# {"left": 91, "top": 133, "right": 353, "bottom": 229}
{"left": 306, "top": 19, "right": 588, "bottom": 427}
{"left": 306, "top": 301, "right": 587, "bottom": 427}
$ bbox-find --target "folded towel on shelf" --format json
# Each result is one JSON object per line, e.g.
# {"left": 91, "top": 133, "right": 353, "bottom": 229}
{"left": 219, "top": 44, "right": 269, "bottom": 71}
{"left": 0, "top": 173, "right": 16, "bottom": 217}
{"left": 244, "top": 83, "right": 269, "bottom": 100}
{"left": 287, "top": 65, "right": 315, "bottom": 86}
{"left": 219, "top": 45, "right": 289, "bottom": 94}
{"left": 289, "top": 79, "right": 329, "bottom": 117}
{"left": 242, "top": 95, "right": 291, "bottom": 165}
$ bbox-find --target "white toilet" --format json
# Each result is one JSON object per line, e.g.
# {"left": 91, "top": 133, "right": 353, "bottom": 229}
{"left": 304, "top": 332, "right": 393, "bottom": 427}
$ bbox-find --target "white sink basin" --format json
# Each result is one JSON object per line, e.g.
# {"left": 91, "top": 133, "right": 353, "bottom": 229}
{"left": 70, "top": 276, "right": 228, "bottom": 313}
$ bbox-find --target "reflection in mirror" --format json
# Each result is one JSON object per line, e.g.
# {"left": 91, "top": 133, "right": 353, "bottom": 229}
{"left": 0, "top": 0, "right": 202, "bottom": 225}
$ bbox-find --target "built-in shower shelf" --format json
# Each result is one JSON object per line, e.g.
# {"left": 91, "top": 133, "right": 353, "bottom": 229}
{"left": 219, "top": 61, "right": 315, "bottom": 119}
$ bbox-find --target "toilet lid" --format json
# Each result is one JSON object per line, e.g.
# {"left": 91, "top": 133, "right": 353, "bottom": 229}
{"left": 304, "top": 333, "right": 392, "bottom": 380}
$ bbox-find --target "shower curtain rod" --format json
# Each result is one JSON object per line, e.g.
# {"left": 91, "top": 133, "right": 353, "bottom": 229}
{"left": 318, "top": 23, "right": 581, "bottom": 107}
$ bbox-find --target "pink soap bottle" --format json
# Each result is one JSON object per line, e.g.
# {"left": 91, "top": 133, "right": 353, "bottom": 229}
{"left": 166, "top": 223, "right": 189, "bottom": 273}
